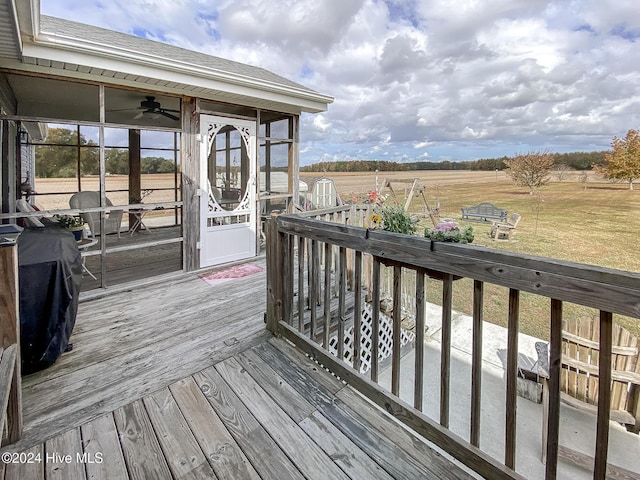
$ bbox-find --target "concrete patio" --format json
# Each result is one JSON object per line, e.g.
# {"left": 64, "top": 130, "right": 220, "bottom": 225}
{"left": 379, "top": 304, "right": 640, "bottom": 479}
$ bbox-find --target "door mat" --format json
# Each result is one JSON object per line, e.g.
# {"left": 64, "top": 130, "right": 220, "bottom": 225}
{"left": 200, "top": 263, "right": 264, "bottom": 286}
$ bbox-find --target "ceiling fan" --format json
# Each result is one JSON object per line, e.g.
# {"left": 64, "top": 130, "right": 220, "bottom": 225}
{"left": 133, "top": 96, "right": 179, "bottom": 121}
{"left": 109, "top": 96, "right": 180, "bottom": 121}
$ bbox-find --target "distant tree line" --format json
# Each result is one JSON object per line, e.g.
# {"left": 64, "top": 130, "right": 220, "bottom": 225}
{"left": 35, "top": 127, "right": 176, "bottom": 178}
{"left": 301, "top": 151, "right": 607, "bottom": 173}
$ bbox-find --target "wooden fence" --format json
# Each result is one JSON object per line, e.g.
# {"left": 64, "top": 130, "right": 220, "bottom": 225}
{"left": 265, "top": 213, "right": 640, "bottom": 480}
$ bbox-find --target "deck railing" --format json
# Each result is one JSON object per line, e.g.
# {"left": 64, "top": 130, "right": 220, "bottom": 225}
{"left": 0, "top": 243, "right": 23, "bottom": 447}
{"left": 265, "top": 213, "right": 640, "bottom": 480}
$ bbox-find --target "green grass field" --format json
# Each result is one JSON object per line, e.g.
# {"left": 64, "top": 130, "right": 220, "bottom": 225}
{"left": 400, "top": 180, "right": 640, "bottom": 340}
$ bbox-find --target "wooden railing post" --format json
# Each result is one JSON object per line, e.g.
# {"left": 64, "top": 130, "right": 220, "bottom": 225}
{"left": 470, "top": 280, "right": 484, "bottom": 447}
{"left": 265, "top": 217, "right": 283, "bottom": 334}
{"left": 544, "top": 299, "right": 563, "bottom": 479}
{"left": 440, "top": 273, "right": 453, "bottom": 428}
{"left": 0, "top": 243, "right": 23, "bottom": 445}
{"left": 594, "top": 311, "right": 613, "bottom": 479}
{"left": 414, "top": 270, "right": 426, "bottom": 411}
{"left": 505, "top": 288, "right": 520, "bottom": 470}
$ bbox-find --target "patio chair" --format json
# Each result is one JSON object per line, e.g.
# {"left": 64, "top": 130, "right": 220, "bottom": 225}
{"left": 16, "top": 199, "right": 45, "bottom": 227}
{"left": 69, "top": 191, "right": 122, "bottom": 238}
{"left": 490, "top": 213, "right": 521, "bottom": 241}
{"left": 537, "top": 317, "right": 640, "bottom": 464}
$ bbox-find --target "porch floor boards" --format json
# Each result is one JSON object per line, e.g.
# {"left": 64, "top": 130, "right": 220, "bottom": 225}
{"left": 1, "top": 258, "right": 474, "bottom": 480}
{"left": 2, "top": 337, "right": 474, "bottom": 480}
{"left": 9, "top": 258, "right": 270, "bottom": 453}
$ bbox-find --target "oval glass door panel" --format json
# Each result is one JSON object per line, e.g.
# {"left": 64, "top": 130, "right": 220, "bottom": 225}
{"left": 209, "top": 126, "right": 249, "bottom": 211}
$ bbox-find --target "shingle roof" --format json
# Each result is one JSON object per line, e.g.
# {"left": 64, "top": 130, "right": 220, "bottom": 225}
{"left": 39, "top": 15, "right": 322, "bottom": 96}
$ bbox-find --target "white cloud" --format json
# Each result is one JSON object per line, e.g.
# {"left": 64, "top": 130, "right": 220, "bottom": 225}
{"left": 312, "top": 115, "right": 332, "bottom": 132}
{"left": 40, "top": 0, "right": 640, "bottom": 164}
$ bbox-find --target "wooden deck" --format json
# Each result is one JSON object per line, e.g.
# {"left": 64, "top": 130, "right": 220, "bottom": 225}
{"left": 81, "top": 225, "right": 183, "bottom": 291}
{"left": 1, "top": 259, "right": 474, "bottom": 479}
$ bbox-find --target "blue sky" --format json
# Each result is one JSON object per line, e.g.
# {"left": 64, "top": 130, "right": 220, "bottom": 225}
{"left": 41, "top": 0, "right": 640, "bottom": 166}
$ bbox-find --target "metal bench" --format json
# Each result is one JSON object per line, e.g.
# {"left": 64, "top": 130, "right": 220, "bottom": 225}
{"left": 461, "top": 202, "right": 507, "bottom": 223}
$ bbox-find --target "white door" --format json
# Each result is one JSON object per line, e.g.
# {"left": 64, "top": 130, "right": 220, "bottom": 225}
{"left": 200, "top": 115, "right": 257, "bottom": 267}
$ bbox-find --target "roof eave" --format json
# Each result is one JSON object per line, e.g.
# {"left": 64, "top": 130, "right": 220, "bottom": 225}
{"left": 24, "top": 28, "right": 333, "bottom": 113}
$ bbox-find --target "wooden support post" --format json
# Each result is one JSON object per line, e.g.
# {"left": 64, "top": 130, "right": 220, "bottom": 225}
{"left": 310, "top": 239, "right": 319, "bottom": 339}
{"left": 371, "top": 257, "right": 381, "bottom": 383}
{"left": 297, "top": 236, "right": 305, "bottom": 332}
{"left": 353, "top": 251, "right": 363, "bottom": 373}
{"left": 338, "top": 247, "right": 346, "bottom": 360}
{"left": 440, "top": 273, "right": 453, "bottom": 428}
{"left": 594, "top": 311, "right": 613, "bottom": 479}
{"left": 544, "top": 299, "right": 563, "bottom": 478}
{"left": 471, "top": 280, "right": 484, "bottom": 447}
{"left": 414, "top": 270, "right": 426, "bottom": 411}
{"left": 391, "top": 265, "right": 402, "bottom": 396}
{"left": 505, "top": 288, "right": 520, "bottom": 470}
{"left": 181, "top": 97, "right": 200, "bottom": 271}
{"left": 282, "top": 233, "right": 293, "bottom": 327}
{"left": 265, "top": 218, "right": 283, "bottom": 334}
{"left": 128, "top": 129, "right": 141, "bottom": 232}
{"left": 0, "top": 243, "right": 22, "bottom": 445}
{"left": 323, "top": 242, "right": 331, "bottom": 349}
{"left": 403, "top": 179, "right": 418, "bottom": 211}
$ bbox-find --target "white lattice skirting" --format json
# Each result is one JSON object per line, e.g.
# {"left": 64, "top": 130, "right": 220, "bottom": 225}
{"left": 328, "top": 303, "right": 415, "bottom": 374}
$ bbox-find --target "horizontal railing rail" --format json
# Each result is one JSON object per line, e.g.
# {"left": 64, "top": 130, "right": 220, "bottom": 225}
{"left": 265, "top": 214, "right": 640, "bottom": 480}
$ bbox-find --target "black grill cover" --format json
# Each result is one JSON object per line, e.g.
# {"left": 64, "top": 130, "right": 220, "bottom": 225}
{"left": 18, "top": 227, "right": 82, "bottom": 374}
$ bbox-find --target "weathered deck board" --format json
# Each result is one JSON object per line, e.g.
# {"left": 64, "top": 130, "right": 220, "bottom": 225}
{"left": 336, "top": 387, "right": 473, "bottom": 480}
{"left": 255, "top": 344, "right": 450, "bottom": 480}
{"left": 193, "top": 367, "right": 305, "bottom": 480}
{"left": 300, "top": 410, "right": 396, "bottom": 480}
{"left": 45, "top": 428, "right": 86, "bottom": 480}
{"left": 3, "top": 444, "right": 43, "bottom": 480}
{"left": 168, "top": 377, "right": 261, "bottom": 480}
{"left": 234, "top": 349, "right": 316, "bottom": 423}
{"left": 238, "top": 346, "right": 395, "bottom": 480}
{"left": 215, "top": 356, "right": 350, "bottom": 480}
{"left": 143, "top": 388, "right": 217, "bottom": 479}
{"left": 80, "top": 413, "right": 128, "bottom": 480}
{"left": 113, "top": 400, "right": 173, "bottom": 480}
{"left": 257, "top": 338, "right": 474, "bottom": 480}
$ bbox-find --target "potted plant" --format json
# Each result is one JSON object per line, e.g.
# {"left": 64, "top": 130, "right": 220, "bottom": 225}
{"left": 424, "top": 221, "right": 474, "bottom": 243}
{"left": 371, "top": 204, "right": 417, "bottom": 234}
{"left": 54, "top": 214, "right": 85, "bottom": 241}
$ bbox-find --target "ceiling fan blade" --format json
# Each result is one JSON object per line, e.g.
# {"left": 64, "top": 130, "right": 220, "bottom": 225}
{"left": 161, "top": 110, "right": 179, "bottom": 121}
{"left": 134, "top": 111, "right": 145, "bottom": 120}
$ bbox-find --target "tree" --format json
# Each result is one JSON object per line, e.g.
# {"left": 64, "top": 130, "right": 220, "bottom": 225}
{"left": 595, "top": 129, "right": 640, "bottom": 190}
{"left": 503, "top": 151, "right": 555, "bottom": 193}
{"left": 34, "top": 127, "right": 100, "bottom": 177}
{"left": 551, "top": 163, "right": 575, "bottom": 182}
